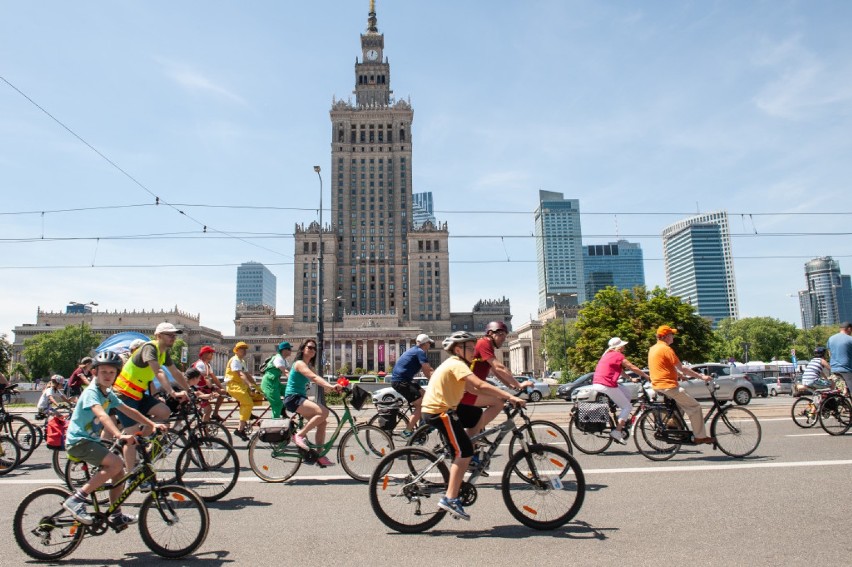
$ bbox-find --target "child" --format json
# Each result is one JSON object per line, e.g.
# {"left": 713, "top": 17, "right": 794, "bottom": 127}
{"left": 185, "top": 367, "right": 219, "bottom": 420}
{"left": 62, "top": 350, "right": 168, "bottom": 528}
{"left": 36, "top": 376, "right": 69, "bottom": 419}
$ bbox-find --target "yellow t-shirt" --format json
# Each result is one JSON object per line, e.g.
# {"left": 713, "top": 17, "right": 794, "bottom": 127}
{"left": 421, "top": 356, "right": 472, "bottom": 415}
{"left": 647, "top": 340, "right": 681, "bottom": 390}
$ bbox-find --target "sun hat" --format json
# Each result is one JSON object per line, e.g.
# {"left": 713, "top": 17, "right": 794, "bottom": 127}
{"left": 607, "top": 337, "right": 628, "bottom": 351}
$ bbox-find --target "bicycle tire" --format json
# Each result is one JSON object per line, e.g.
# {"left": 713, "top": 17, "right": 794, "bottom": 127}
{"left": 338, "top": 424, "right": 394, "bottom": 482}
{"left": 175, "top": 437, "right": 239, "bottom": 502}
{"left": 367, "top": 411, "right": 411, "bottom": 437}
{"left": 404, "top": 423, "right": 444, "bottom": 454}
{"left": 819, "top": 395, "right": 852, "bottom": 436}
{"left": 633, "top": 409, "right": 680, "bottom": 461}
{"left": 712, "top": 406, "right": 762, "bottom": 457}
{"left": 511, "top": 420, "right": 573, "bottom": 456}
{"left": 501, "top": 444, "right": 585, "bottom": 530}
{"left": 139, "top": 484, "right": 209, "bottom": 558}
{"left": 52, "top": 448, "right": 69, "bottom": 479}
{"left": 6, "top": 415, "right": 38, "bottom": 464}
{"left": 198, "top": 421, "right": 233, "bottom": 447}
{"left": 368, "top": 446, "right": 449, "bottom": 533}
{"left": 791, "top": 397, "right": 818, "bottom": 428}
{"left": 247, "top": 432, "right": 302, "bottom": 482}
{"left": 151, "top": 431, "right": 183, "bottom": 485}
{"left": 63, "top": 458, "right": 110, "bottom": 505}
{"left": 13, "top": 486, "right": 85, "bottom": 561}
{"left": 567, "top": 415, "right": 613, "bottom": 455}
{"left": 0, "top": 434, "right": 21, "bottom": 475}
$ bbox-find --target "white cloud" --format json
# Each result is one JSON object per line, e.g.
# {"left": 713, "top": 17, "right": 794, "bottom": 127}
{"left": 159, "top": 60, "right": 247, "bottom": 105}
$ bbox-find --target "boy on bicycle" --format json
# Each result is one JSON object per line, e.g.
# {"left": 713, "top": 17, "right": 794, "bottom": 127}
{"left": 421, "top": 331, "right": 525, "bottom": 521}
{"left": 62, "top": 351, "right": 168, "bottom": 528}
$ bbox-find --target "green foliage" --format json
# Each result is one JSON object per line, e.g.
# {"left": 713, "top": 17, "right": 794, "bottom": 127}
{"left": 21, "top": 324, "right": 102, "bottom": 379}
{"left": 337, "top": 363, "right": 350, "bottom": 375}
{"left": 569, "top": 286, "right": 713, "bottom": 373}
{"left": 710, "top": 317, "right": 799, "bottom": 362}
{"left": 791, "top": 326, "right": 835, "bottom": 360}
{"left": 354, "top": 367, "right": 366, "bottom": 375}
{"left": 0, "top": 333, "right": 11, "bottom": 374}
{"left": 541, "top": 319, "right": 578, "bottom": 374}
{"left": 169, "top": 338, "right": 188, "bottom": 371}
{"left": 11, "top": 362, "right": 30, "bottom": 382}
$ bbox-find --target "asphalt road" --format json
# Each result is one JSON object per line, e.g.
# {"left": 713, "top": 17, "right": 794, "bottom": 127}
{"left": 2, "top": 397, "right": 851, "bottom": 566}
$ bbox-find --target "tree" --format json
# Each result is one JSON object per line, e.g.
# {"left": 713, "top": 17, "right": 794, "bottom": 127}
{"left": 0, "top": 333, "right": 12, "bottom": 374}
{"left": 791, "top": 326, "right": 835, "bottom": 362}
{"left": 709, "top": 317, "right": 799, "bottom": 362}
{"left": 541, "top": 318, "right": 579, "bottom": 375}
{"left": 568, "top": 286, "right": 714, "bottom": 374}
{"left": 169, "top": 338, "right": 188, "bottom": 371}
{"left": 21, "top": 324, "right": 101, "bottom": 379}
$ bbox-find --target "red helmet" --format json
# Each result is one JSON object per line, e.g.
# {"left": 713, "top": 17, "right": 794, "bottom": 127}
{"left": 485, "top": 321, "right": 508, "bottom": 334}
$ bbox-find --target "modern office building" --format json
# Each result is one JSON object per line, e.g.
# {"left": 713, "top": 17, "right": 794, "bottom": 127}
{"left": 661, "top": 211, "right": 739, "bottom": 326}
{"left": 412, "top": 191, "right": 436, "bottom": 229}
{"left": 798, "top": 257, "right": 852, "bottom": 329}
{"left": 236, "top": 261, "right": 277, "bottom": 310}
{"left": 583, "top": 240, "right": 646, "bottom": 300}
{"left": 535, "top": 190, "right": 585, "bottom": 311}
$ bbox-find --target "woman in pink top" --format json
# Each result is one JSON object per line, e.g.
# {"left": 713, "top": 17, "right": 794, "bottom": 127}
{"left": 591, "top": 337, "right": 651, "bottom": 443}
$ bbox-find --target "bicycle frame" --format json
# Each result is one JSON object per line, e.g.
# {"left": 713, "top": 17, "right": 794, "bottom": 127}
{"left": 271, "top": 390, "right": 360, "bottom": 460}
{"left": 640, "top": 382, "right": 733, "bottom": 446}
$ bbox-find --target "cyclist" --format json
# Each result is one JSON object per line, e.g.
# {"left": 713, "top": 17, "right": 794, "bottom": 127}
{"left": 62, "top": 350, "right": 168, "bottom": 528}
{"left": 647, "top": 325, "right": 714, "bottom": 444}
{"left": 67, "top": 357, "right": 93, "bottom": 399}
{"left": 113, "top": 322, "right": 189, "bottom": 471}
{"left": 260, "top": 341, "right": 293, "bottom": 419}
{"left": 591, "top": 337, "right": 651, "bottom": 443}
{"left": 457, "top": 321, "right": 533, "bottom": 438}
{"left": 283, "top": 339, "right": 343, "bottom": 467}
{"left": 389, "top": 333, "right": 435, "bottom": 437}
{"left": 421, "top": 331, "right": 525, "bottom": 521}
{"left": 826, "top": 321, "right": 852, "bottom": 394}
{"left": 191, "top": 346, "right": 226, "bottom": 422}
{"left": 36, "top": 376, "right": 69, "bottom": 418}
{"left": 226, "top": 341, "right": 260, "bottom": 441}
{"left": 801, "top": 347, "right": 832, "bottom": 391}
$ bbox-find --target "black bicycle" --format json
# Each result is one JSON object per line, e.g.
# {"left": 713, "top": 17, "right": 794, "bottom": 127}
{"left": 0, "top": 384, "right": 39, "bottom": 464}
{"left": 14, "top": 435, "right": 209, "bottom": 561}
{"left": 568, "top": 381, "right": 655, "bottom": 454}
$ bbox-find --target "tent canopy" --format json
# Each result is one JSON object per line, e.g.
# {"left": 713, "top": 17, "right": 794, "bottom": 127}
{"left": 95, "top": 331, "right": 150, "bottom": 354}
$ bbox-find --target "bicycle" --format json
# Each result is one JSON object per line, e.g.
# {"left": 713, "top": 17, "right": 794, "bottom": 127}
{"left": 217, "top": 392, "right": 341, "bottom": 441}
{"left": 568, "top": 381, "right": 654, "bottom": 455}
{"left": 369, "top": 401, "right": 585, "bottom": 533}
{"left": 817, "top": 389, "right": 852, "bottom": 436}
{"left": 248, "top": 384, "right": 393, "bottom": 483}
{"left": 633, "top": 379, "right": 761, "bottom": 460}
{"left": 1, "top": 434, "right": 22, "bottom": 475}
{"left": 0, "top": 384, "right": 39, "bottom": 464}
{"left": 791, "top": 386, "right": 839, "bottom": 428}
{"left": 13, "top": 435, "right": 209, "bottom": 561}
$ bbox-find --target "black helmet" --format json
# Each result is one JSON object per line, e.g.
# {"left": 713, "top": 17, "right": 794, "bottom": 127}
{"left": 91, "top": 350, "right": 123, "bottom": 370}
{"left": 442, "top": 331, "right": 476, "bottom": 353}
{"left": 485, "top": 321, "right": 508, "bottom": 334}
{"left": 814, "top": 346, "right": 827, "bottom": 357}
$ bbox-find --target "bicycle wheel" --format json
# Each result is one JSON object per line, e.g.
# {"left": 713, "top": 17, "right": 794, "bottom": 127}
{"left": 7, "top": 415, "right": 38, "bottom": 464}
{"left": 52, "top": 449, "right": 69, "bottom": 479}
{"left": 13, "top": 486, "right": 85, "bottom": 561}
{"left": 712, "top": 407, "right": 762, "bottom": 457}
{"left": 248, "top": 432, "right": 302, "bottom": 482}
{"left": 791, "top": 397, "right": 818, "bottom": 428}
{"left": 511, "top": 420, "right": 573, "bottom": 456}
{"left": 324, "top": 406, "right": 341, "bottom": 434}
{"left": 567, "top": 415, "right": 613, "bottom": 455}
{"left": 139, "top": 484, "right": 209, "bottom": 558}
{"left": 501, "top": 445, "right": 585, "bottom": 530}
{"left": 819, "top": 395, "right": 852, "bottom": 436}
{"left": 338, "top": 424, "right": 394, "bottom": 482}
{"left": 175, "top": 437, "right": 239, "bottom": 502}
{"left": 405, "top": 424, "right": 444, "bottom": 454}
{"left": 367, "top": 411, "right": 411, "bottom": 438}
{"left": 63, "top": 459, "right": 110, "bottom": 504}
{"left": 0, "top": 434, "right": 21, "bottom": 475}
{"left": 151, "top": 431, "right": 183, "bottom": 485}
{"left": 369, "top": 446, "right": 449, "bottom": 533}
{"left": 633, "top": 409, "right": 680, "bottom": 461}
{"left": 198, "top": 421, "right": 233, "bottom": 446}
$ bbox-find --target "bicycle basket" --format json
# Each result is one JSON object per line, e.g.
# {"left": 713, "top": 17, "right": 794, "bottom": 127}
{"left": 576, "top": 402, "right": 608, "bottom": 433}
{"left": 258, "top": 418, "right": 291, "bottom": 444}
{"left": 350, "top": 385, "right": 370, "bottom": 411}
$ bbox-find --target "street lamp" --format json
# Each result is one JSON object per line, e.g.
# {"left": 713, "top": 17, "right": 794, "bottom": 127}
{"left": 741, "top": 342, "right": 751, "bottom": 364}
{"left": 313, "top": 165, "right": 325, "bottom": 405}
{"left": 328, "top": 296, "right": 343, "bottom": 375}
{"left": 68, "top": 301, "right": 98, "bottom": 360}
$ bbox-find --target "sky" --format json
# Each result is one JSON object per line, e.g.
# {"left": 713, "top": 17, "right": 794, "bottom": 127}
{"left": 2, "top": 0, "right": 851, "bottom": 341}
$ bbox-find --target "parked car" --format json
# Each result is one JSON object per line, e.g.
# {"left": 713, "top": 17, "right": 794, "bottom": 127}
{"left": 570, "top": 375, "right": 657, "bottom": 403}
{"left": 556, "top": 372, "right": 594, "bottom": 400}
{"left": 767, "top": 376, "right": 794, "bottom": 396}
{"left": 486, "top": 377, "right": 551, "bottom": 402}
{"left": 744, "top": 373, "right": 769, "bottom": 398}
{"left": 684, "top": 363, "right": 756, "bottom": 405}
{"left": 371, "top": 378, "right": 429, "bottom": 405}
{"left": 357, "top": 374, "right": 380, "bottom": 383}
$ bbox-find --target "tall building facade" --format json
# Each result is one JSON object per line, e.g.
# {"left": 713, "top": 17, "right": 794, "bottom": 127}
{"left": 236, "top": 261, "right": 276, "bottom": 309}
{"left": 412, "top": 191, "right": 436, "bottom": 229}
{"left": 535, "top": 190, "right": 585, "bottom": 311}
{"left": 583, "top": 240, "right": 646, "bottom": 300}
{"left": 798, "top": 256, "right": 852, "bottom": 329}
{"left": 661, "top": 211, "right": 738, "bottom": 326}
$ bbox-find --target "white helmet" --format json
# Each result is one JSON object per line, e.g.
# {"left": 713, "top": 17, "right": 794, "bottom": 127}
{"left": 442, "top": 331, "right": 476, "bottom": 353}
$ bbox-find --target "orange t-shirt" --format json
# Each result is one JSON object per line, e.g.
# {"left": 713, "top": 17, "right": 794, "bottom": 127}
{"left": 647, "top": 340, "right": 680, "bottom": 390}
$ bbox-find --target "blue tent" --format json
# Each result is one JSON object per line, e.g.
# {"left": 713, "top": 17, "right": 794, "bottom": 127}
{"left": 94, "top": 331, "right": 150, "bottom": 354}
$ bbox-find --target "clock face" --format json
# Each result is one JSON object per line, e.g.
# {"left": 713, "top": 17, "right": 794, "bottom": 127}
{"left": 366, "top": 49, "right": 379, "bottom": 61}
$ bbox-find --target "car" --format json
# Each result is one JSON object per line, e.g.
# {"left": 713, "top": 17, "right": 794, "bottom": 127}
{"left": 485, "top": 377, "right": 551, "bottom": 402}
{"left": 683, "top": 363, "right": 756, "bottom": 405}
{"left": 357, "top": 374, "right": 380, "bottom": 383}
{"left": 767, "top": 376, "right": 794, "bottom": 396}
{"left": 569, "top": 375, "right": 657, "bottom": 403}
{"left": 371, "top": 378, "right": 429, "bottom": 405}
{"left": 744, "top": 373, "right": 769, "bottom": 398}
{"left": 556, "top": 372, "right": 594, "bottom": 400}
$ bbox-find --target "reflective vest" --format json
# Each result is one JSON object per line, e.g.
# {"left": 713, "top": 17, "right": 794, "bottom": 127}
{"left": 114, "top": 341, "right": 166, "bottom": 400}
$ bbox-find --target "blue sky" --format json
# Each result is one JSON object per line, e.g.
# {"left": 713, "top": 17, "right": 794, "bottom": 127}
{"left": 2, "top": 1, "right": 851, "bottom": 340}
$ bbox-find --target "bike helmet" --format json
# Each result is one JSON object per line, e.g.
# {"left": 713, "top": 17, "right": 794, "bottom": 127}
{"left": 442, "top": 331, "right": 476, "bottom": 352}
{"left": 91, "top": 350, "right": 124, "bottom": 369}
{"left": 485, "top": 321, "right": 508, "bottom": 334}
{"left": 814, "top": 346, "right": 827, "bottom": 357}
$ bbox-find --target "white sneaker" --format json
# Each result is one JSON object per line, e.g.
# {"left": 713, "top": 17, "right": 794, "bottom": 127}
{"left": 609, "top": 430, "right": 626, "bottom": 444}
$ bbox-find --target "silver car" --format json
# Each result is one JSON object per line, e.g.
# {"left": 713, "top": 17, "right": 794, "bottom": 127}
{"left": 681, "top": 363, "right": 755, "bottom": 405}
{"left": 570, "top": 375, "right": 656, "bottom": 403}
{"left": 486, "top": 377, "right": 551, "bottom": 402}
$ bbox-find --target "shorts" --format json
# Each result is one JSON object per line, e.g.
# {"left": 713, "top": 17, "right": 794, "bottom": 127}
{"left": 422, "top": 411, "right": 473, "bottom": 459}
{"left": 116, "top": 393, "right": 163, "bottom": 427}
{"left": 66, "top": 439, "right": 110, "bottom": 466}
{"left": 391, "top": 381, "right": 423, "bottom": 403}
{"left": 455, "top": 403, "right": 484, "bottom": 429}
{"left": 283, "top": 394, "right": 308, "bottom": 414}
{"left": 69, "top": 386, "right": 82, "bottom": 397}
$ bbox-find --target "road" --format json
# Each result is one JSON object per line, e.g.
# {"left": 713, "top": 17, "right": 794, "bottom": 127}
{"left": 2, "top": 397, "right": 850, "bottom": 566}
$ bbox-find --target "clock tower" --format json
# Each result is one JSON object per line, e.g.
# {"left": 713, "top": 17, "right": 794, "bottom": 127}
{"left": 355, "top": 1, "right": 390, "bottom": 108}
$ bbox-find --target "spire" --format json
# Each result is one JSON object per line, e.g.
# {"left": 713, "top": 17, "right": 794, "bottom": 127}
{"left": 367, "top": 0, "right": 378, "bottom": 33}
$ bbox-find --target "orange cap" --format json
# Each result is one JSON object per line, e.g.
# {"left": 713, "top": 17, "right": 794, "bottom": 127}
{"left": 656, "top": 325, "right": 678, "bottom": 337}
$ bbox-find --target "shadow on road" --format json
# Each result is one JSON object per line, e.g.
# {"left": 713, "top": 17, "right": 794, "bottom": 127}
{"left": 443, "top": 520, "right": 613, "bottom": 541}
{"left": 41, "top": 550, "right": 235, "bottom": 565}
{"left": 206, "top": 496, "right": 272, "bottom": 510}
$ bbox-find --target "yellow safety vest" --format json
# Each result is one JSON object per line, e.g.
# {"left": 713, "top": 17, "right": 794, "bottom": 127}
{"left": 114, "top": 341, "right": 166, "bottom": 400}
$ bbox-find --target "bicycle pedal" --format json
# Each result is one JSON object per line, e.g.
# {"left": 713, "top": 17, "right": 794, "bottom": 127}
{"left": 113, "top": 524, "right": 129, "bottom": 533}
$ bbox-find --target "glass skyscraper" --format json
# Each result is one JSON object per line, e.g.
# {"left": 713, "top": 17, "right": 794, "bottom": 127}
{"left": 412, "top": 191, "right": 436, "bottom": 228}
{"left": 583, "top": 240, "right": 646, "bottom": 300}
{"left": 535, "top": 190, "right": 585, "bottom": 311}
{"left": 662, "top": 211, "right": 738, "bottom": 326}
{"left": 798, "top": 257, "right": 852, "bottom": 329}
{"left": 236, "top": 261, "right": 277, "bottom": 309}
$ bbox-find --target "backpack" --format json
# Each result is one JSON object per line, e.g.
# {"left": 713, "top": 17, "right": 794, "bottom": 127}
{"left": 259, "top": 355, "right": 276, "bottom": 374}
{"left": 46, "top": 413, "right": 68, "bottom": 450}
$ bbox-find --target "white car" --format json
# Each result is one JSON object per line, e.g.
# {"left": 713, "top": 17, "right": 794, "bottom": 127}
{"left": 371, "top": 378, "right": 429, "bottom": 405}
{"left": 570, "top": 376, "right": 656, "bottom": 403}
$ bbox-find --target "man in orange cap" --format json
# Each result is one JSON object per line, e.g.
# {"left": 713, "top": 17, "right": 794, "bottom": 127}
{"left": 647, "top": 325, "right": 714, "bottom": 444}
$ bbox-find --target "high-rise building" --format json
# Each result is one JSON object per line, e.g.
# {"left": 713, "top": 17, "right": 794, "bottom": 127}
{"left": 412, "top": 191, "right": 436, "bottom": 229}
{"left": 583, "top": 240, "right": 646, "bottom": 300}
{"left": 798, "top": 257, "right": 852, "bottom": 329}
{"left": 535, "top": 190, "right": 585, "bottom": 311}
{"left": 662, "top": 211, "right": 738, "bottom": 326}
{"left": 236, "top": 262, "right": 276, "bottom": 310}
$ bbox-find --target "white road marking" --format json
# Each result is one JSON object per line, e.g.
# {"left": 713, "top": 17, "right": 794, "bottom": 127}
{"left": 785, "top": 433, "right": 829, "bottom": 437}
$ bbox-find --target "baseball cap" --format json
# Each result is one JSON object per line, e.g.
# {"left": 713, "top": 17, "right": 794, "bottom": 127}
{"left": 416, "top": 333, "right": 435, "bottom": 346}
{"left": 277, "top": 341, "right": 292, "bottom": 352}
{"left": 656, "top": 325, "right": 678, "bottom": 337}
{"left": 155, "top": 322, "right": 182, "bottom": 335}
{"left": 841, "top": 321, "right": 852, "bottom": 330}
{"left": 199, "top": 345, "right": 216, "bottom": 356}
{"left": 233, "top": 341, "right": 249, "bottom": 352}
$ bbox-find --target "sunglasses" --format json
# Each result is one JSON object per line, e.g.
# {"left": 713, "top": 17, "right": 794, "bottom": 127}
{"left": 304, "top": 345, "right": 317, "bottom": 351}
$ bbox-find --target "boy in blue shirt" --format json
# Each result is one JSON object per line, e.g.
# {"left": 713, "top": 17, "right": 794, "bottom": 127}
{"left": 62, "top": 351, "right": 167, "bottom": 528}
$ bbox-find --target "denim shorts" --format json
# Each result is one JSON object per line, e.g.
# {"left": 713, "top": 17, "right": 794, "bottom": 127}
{"left": 283, "top": 394, "right": 307, "bottom": 414}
